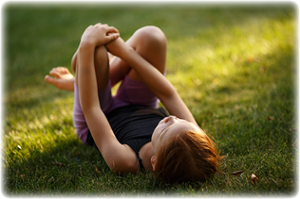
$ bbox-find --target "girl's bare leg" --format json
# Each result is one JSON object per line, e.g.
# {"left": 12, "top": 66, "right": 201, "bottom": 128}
{"left": 93, "top": 46, "right": 110, "bottom": 91}
{"left": 72, "top": 45, "right": 110, "bottom": 92}
{"left": 74, "top": 45, "right": 110, "bottom": 92}
{"left": 126, "top": 26, "right": 167, "bottom": 79}
{"left": 109, "top": 26, "right": 167, "bottom": 85}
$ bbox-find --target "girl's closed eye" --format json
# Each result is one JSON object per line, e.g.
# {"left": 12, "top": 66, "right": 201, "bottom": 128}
{"left": 159, "top": 126, "right": 168, "bottom": 135}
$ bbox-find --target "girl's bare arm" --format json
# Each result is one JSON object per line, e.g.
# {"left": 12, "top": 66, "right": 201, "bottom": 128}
{"left": 106, "top": 38, "right": 199, "bottom": 128}
{"left": 77, "top": 24, "right": 139, "bottom": 173}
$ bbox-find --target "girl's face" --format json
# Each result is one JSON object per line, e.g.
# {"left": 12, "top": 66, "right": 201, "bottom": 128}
{"left": 151, "top": 116, "right": 203, "bottom": 154}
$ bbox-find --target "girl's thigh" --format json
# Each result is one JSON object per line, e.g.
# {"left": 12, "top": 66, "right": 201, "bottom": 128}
{"left": 114, "top": 75, "right": 159, "bottom": 109}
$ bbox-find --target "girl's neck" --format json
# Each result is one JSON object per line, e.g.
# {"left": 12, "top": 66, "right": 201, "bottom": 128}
{"left": 139, "top": 142, "right": 154, "bottom": 171}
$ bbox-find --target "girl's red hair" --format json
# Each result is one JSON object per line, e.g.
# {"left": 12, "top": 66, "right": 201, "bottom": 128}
{"left": 155, "top": 130, "right": 219, "bottom": 183}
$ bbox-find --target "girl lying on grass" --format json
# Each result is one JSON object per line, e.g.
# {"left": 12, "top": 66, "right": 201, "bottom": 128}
{"left": 45, "top": 23, "right": 219, "bottom": 183}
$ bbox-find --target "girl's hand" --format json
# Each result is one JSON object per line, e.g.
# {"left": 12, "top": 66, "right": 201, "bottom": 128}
{"left": 80, "top": 23, "right": 120, "bottom": 48}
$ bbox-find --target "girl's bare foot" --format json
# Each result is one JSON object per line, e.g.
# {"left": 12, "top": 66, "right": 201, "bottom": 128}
{"left": 45, "top": 67, "right": 75, "bottom": 91}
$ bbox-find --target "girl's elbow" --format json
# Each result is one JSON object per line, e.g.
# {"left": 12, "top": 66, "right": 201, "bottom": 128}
{"left": 108, "top": 158, "right": 138, "bottom": 175}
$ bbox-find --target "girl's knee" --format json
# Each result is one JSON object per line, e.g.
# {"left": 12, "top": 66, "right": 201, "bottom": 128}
{"left": 134, "top": 26, "right": 167, "bottom": 47}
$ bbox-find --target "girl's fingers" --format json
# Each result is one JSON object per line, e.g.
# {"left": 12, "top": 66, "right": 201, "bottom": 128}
{"left": 94, "top": 23, "right": 103, "bottom": 26}
{"left": 106, "top": 26, "right": 119, "bottom": 34}
{"left": 106, "top": 33, "right": 120, "bottom": 42}
{"left": 87, "top": 23, "right": 119, "bottom": 35}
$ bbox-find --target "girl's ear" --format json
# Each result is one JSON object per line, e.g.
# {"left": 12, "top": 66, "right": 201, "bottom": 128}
{"left": 150, "top": 156, "right": 157, "bottom": 171}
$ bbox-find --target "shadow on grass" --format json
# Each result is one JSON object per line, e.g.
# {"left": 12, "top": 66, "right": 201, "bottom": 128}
{"left": 4, "top": 136, "right": 106, "bottom": 195}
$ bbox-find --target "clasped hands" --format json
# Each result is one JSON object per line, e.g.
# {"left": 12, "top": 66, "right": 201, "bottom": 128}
{"left": 80, "top": 23, "right": 127, "bottom": 58}
{"left": 80, "top": 23, "right": 119, "bottom": 47}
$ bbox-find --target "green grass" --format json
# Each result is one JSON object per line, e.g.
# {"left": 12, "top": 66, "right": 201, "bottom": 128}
{"left": 2, "top": 2, "right": 297, "bottom": 196}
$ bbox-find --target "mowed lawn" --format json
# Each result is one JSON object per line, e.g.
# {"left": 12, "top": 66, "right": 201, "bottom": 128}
{"left": 2, "top": 2, "right": 297, "bottom": 196}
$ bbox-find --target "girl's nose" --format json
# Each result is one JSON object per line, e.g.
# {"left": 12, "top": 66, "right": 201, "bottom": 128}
{"left": 164, "top": 115, "right": 177, "bottom": 123}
